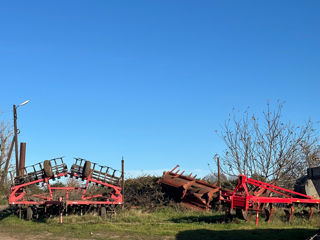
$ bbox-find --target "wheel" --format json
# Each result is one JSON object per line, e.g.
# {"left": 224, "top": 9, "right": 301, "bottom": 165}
{"left": 70, "top": 164, "right": 76, "bottom": 173}
{"left": 43, "top": 160, "right": 53, "bottom": 178}
{"left": 236, "top": 209, "right": 249, "bottom": 221}
{"left": 100, "top": 206, "right": 107, "bottom": 219}
{"left": 82, "top": 161, "right": 91, "bottom": 178}
{"left": 26, "top": 207, "right": 33, "bottom": 220}
{"left": 264, "top": 203, "right": 273, "bottom": 222}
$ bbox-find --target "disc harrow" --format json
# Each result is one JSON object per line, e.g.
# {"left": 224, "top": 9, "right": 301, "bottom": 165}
{"left": 9, "top": 157, "right": 124, "bottom": 220}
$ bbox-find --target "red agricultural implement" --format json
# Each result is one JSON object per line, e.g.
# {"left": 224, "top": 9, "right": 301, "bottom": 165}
{"left": 9, "top": 157, "right": 124, "bottom": 221}
{"left": 160, "top": 165, "right": 320, "bottom": 226}
{"left": 159, "top": 165, "right": 233, "bottom": 210}
{"left": 230, "top": 174, "right": 320, "bottom": 226}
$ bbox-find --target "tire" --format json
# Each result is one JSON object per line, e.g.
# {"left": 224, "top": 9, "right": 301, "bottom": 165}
{"left": 26, "top": 207, "right": 33, "bottom": 220}
{"left": 100, "top": 206, "right": 106, "bottom": 219}
{"left": 236, "top": 209, "right": 248, "bottom": 221}
{"left": 82, "top": 161, "right": 91, "bottom": 178}
{"left": 43, "top": 160, "right": 53, "bottom": 178}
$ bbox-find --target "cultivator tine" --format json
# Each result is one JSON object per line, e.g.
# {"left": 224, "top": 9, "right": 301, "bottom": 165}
{"left": 309, "top": 207, "right": 314, "bottom": 220}
{"left": 170, "top": 165, "right": 179, "bottom": 173}
{"left": 269, "top": 205, "right": 274, "bottom": 223}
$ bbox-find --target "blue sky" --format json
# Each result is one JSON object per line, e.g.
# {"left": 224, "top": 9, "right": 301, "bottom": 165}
{"left": 0, "top": 1, "right": 319, "bottom": 177}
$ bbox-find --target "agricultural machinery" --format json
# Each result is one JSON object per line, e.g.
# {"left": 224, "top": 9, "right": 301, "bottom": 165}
{"left": 9, "top": 156, "right": 124, "bottom": 220}
{"left": 159, "top": 165, "right": 320, "bottom": 226}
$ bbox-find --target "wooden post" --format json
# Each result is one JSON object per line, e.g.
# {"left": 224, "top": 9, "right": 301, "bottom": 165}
{"left": 19, "top": 142, "right": 26, "bottom": 177}
{"left": 217, "top": 157, "right": 221, "bottom": 188}
{"left": 217, "top": 156, "right": 222, "bottom": 210}
{"left": 121, "top": 156, "right": 125, "bottom": 209}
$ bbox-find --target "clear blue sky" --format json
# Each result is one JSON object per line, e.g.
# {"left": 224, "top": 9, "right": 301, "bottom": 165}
{"left": 0, "top": 1, "right": 319, "bottom": 177}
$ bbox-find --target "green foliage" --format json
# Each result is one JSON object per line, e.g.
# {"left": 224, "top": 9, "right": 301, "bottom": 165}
{"left": 124, "top": 176, "right": 170, "bottom": 210}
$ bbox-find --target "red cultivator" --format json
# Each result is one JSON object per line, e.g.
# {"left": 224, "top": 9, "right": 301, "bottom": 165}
{"left": 9, "top": 157, "right": 124, "bottom": 220}
{"left": 230, "top": 174, "right": 319, "bottom": 226}
{"left": 160, "top": 166, "right": 320, "bottom": 226}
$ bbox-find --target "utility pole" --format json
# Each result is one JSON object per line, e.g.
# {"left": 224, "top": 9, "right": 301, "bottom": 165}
{"left": 13, "top": 100, "right": 30, "bottom": 176}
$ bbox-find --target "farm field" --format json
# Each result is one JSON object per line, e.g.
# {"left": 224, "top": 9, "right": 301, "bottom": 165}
{"left": 0, "top": 206, "right": 319, "bottom": 240}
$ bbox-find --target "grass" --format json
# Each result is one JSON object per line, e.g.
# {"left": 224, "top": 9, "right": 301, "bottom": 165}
{"left": 0, "top": 206, "right": 319, "bottom": 240}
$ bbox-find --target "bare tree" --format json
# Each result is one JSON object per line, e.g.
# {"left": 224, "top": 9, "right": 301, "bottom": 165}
{"left": 0, "top": 120, "right": 13, "bottom": 188}
{"left": 220, "top": 101, "right": 318, "bottom": 184}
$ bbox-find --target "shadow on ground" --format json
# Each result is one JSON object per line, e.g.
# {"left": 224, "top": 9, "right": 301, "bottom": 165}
{"left": 170, "top": 214, "right": 227, "bottom": 224}
{"left": 176, "top": 228, "right": 318, "bottom": 240}
{"left": 0, "top": 206, "right": 12, "bottom": 221}
{"left": 0, "top": 205, "right": 49, "bottom": 223}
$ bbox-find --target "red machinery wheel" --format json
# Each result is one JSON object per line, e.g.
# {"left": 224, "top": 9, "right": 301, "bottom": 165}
{"left": 236, "top": 209, "right": 249, "bottom": 221}
{"left": 43, "top": 160, "right": 53, "bottom": 178}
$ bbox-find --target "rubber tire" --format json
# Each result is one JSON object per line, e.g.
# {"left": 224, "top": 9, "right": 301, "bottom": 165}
{"left": 82, "top": 161, "right": 91, "bottom": 178}
{"left": 43, "top": 160, "right": 53, "bottom": 178}
{"left": 100, "top": 206, "right": 107, "bottom": 219}
{"left": 236, "top": 209, "right": 248, "bottom": 221}
{"left": 26, "top": 207, "right": 33, "bottom": 220}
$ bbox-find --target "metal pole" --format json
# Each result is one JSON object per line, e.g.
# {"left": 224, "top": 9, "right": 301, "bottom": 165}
{"left": 217, "top": 156, "right": 222, "bottom": 211}
{"left": 19, "top": 142, "right": 26, "bottom": 177}
{"left": 13, "top": 105, "right": 19, "bottom": 176}
{"left": 217, "top": 157, "right": 221, "bottom": 188}
{"left": 121, "top": 156, "right": 125, "bottom": 209}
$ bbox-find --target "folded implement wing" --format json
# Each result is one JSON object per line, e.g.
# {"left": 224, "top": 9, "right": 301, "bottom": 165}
{"left": 159, "top": 165, "right": 232, "bottom": 210}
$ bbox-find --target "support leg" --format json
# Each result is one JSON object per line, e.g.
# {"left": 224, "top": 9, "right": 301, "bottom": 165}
{"left": 268, "top": 205, "right": 274, "bottom": 223}
{"left": 289, "top": 205, "right": 294, "bottom": 222}
{"left": 309, "top": 206, "right": 313, "bottom": 220}
{"left": 256, "top": 205, "right": 260, "bottom": 227}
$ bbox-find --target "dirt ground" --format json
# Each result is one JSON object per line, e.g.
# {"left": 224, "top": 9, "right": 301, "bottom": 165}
{"left": 0, "top": 232, "right": 92, "bottom": 240}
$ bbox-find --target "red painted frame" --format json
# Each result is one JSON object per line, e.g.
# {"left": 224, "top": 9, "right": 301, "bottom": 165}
{"left": 9, "top": 171, "right": 123, "bottom": 206}
{"left": 231, "top": 175, "right": 319, "bottom": 225}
